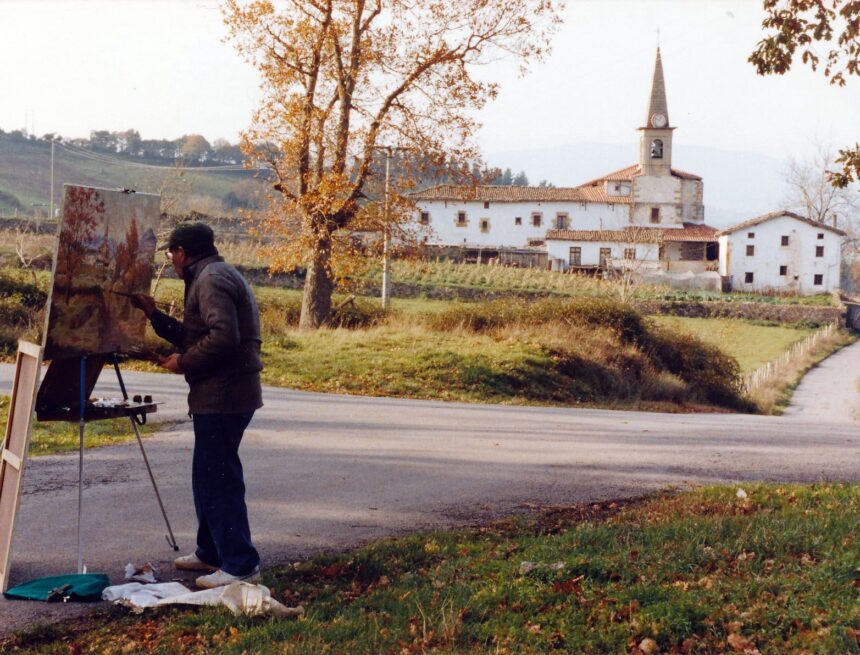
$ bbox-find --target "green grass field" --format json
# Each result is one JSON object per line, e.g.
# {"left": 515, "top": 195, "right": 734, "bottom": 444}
{"left": 649, "top": 316, "right": 814, "bottom": 374}
{"left": 0, "top": 136, "right": 265, "bottom": 217}
{"left": 5, "top": 483, "right": 858, "bottom": 654}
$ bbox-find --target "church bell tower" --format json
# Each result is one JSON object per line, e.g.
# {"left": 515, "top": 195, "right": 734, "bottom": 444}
{"left": 639, "top": 47, "right": 673, "bottom": 176}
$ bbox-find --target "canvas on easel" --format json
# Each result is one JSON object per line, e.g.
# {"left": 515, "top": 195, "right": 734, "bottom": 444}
{"left": 43, "top": 185, "right": 160, "bottom": 361}
{"left": 0, "top": 341, "right": 43, "bottom": 592}
{"left": 36, "top": 185, "right": 161, "bottom": 419}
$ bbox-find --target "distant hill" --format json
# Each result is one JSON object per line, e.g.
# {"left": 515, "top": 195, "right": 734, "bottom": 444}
{"left": 0, "top": 135, "right": 270, "bottom": 218}
{"left": 487, "top": 142, "right": 789, "bottom": 228}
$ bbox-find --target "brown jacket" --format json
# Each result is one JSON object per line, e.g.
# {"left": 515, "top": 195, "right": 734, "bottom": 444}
{"left": 151, "top": 254, "right": 263, "bottom": 414}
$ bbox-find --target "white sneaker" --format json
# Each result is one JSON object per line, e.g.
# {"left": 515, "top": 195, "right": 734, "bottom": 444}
{"left": 174, "top": 552, "right": 218, "bottom": 572}
{"left": 195, "top": 567, "right": 261, "bottom": 589}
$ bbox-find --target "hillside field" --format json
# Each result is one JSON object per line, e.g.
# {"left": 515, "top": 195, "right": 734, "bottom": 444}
{"left": 0, "top": 135, "right": 267, "bottom": 217}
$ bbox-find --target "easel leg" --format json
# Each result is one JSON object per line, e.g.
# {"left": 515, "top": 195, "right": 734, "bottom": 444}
{"left": 77, "top": 356, "right": 86, "bottom": 574}
{"left": 111, "top": 355, "right": 180, "bottom": 552}
{"left": 128, "top": 417, "right": 179, "bottom": 552}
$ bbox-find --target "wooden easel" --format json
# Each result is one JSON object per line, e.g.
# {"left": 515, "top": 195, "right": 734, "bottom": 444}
{"left": 35, "top": 354, "right": 179, "bottom": 574}
{"left": 0, "top": 341, "right": 43, "bottom": 592}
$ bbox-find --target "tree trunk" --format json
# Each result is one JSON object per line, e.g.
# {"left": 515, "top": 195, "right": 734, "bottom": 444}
{"left": 299, "top": 237, "right": 334, "bottom": 329}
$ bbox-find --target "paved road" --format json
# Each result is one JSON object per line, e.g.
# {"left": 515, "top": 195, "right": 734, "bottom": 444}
{"left": 1, "top": 362, "right": 858, "bottom": 635}
{"left": 782, "top": 339, "right": 860, "bottom": 422}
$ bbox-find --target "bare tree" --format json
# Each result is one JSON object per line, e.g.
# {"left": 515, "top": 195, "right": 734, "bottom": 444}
{"left": 784, "top": 142, "right": 860, "bottom": 293}
{"left": 783, "top": 142, "right": 859, "bottom": 229}
{"left": 13, "top": 218, "right": 45, "bottom": 285}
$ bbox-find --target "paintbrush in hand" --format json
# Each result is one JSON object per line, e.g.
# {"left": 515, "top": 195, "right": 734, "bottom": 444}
{"left": 124, "top": 346, "right": 164, "bottom": 363}
{"left": 109, "top": 290, "right": 172, "bottom": 309}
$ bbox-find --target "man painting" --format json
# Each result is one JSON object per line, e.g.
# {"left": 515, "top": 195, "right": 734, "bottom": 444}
{"left": 132, "top": 222, "right": 262, "bottom": 588}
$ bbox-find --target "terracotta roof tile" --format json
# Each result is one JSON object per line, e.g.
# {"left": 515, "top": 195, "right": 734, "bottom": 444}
{"left": 546, "top": 222, "right": 717, "bottom": 243}
{"left": 578, "top": 164, "right": 702, "bottom": 187}
{"left": 716, "top": 210, "right": 847, "bottom": 237}
{"left": 663, "top": 223, "right": 718, "bottom": 241}
{"left": 409, "top": 184, "right": 606, "bottom": 203}
{"left": 669, "top": 168, "right": 702, "bottom": 181}
{"left": 410, "top": 163, "right": 702, "bottom": 205}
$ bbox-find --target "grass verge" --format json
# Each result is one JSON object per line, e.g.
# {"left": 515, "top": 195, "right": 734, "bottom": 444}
{"left": 648, "top": 316, "right": 814, "bottom": 375}
{"left": 4, "top": 483, "right": 859, "bottom": 654}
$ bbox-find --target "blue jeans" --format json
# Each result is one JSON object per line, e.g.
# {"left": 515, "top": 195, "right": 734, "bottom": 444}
{"left": 191, "top": 412, "right": 260, "bottom": 576}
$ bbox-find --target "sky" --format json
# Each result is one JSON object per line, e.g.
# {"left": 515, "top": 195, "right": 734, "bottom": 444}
{"left": 1, "top": 0, "right": 858, "bottom": 171}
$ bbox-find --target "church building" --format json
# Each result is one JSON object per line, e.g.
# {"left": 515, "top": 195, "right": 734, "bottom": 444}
{"left": 410, "top": 49, "right": 719, "bottom": 275}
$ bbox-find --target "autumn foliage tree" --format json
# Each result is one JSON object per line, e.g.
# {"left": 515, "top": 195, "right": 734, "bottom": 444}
{"left": 749, "top": 0, "right": 860, "bottom": 186}
{"left": 57, "top": 187, "right": 103, "bottom": 303}
{"left": 223, "top": 0, "right": 563, "bottom": 328}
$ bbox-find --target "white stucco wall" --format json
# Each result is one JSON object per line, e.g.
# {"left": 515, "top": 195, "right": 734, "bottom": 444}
{"left": 720, "top": 216, "right": 842, "bottom": 294}
{"left": 414, "top": 199, "right": 632, "bottom": 248}
{"left": 717, "top": 235, "right": 730, "bottom": 276}
{"left": 546, "top": 240, "right": 660, "bottom": 268}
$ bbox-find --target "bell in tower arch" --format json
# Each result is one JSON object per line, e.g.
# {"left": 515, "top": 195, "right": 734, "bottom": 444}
{"left": 650, "top": 139, "right": 663, "bottom": 159}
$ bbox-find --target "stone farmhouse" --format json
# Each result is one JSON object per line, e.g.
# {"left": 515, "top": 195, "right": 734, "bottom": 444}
{"left": 717, "top": 211, "right": 844, "bottom": 294}
{"left": 408, "top": 48, "right": 844, "bottom": 295}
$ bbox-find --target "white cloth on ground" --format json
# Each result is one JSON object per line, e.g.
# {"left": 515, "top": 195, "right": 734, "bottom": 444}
{"left": 102, "top": 580, "right": 303, "bottom": 618}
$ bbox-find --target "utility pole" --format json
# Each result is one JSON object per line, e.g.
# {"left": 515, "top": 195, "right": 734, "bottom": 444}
{"left": 382, "top": 149, "right": 392, "bottom": 308}
{"left": 49, "top": 139, "right": 55, "bottom": 220}
{"left": 376, "top": 145, "right": 412, "bottom": 309}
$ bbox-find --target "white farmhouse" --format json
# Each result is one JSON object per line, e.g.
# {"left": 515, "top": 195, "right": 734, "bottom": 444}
{"left": 410, "top": 48, "right": 719, "bottom": 275}
{"left": 717, "top": 210, "right": 844, "bottom": 294}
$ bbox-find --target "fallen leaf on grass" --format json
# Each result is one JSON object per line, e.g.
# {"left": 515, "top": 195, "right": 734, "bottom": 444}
{"left": 726, "top": 633, "right": 761, "bottom": 654}
{"left": 552, "top": 575, "right": 585, "bottom": 594}
{"left": 638, "top": 637, "right": 659, "bottom": 654}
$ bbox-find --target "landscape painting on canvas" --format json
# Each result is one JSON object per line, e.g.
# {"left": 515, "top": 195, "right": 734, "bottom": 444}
{"left": 43, "top": 185, "right": 160, "bottom": 360}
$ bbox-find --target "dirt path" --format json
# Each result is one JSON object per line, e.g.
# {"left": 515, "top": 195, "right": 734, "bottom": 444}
{"left": 1, "top": 367, "right": 858, "bottom": 636}
{"left": 782, "top": 338, "right": 860, "bottom": 422}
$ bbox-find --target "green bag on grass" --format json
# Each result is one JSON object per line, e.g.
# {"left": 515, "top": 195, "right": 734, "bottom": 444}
{"left": 4, "top": 574, "right": 110, "bottom": 602}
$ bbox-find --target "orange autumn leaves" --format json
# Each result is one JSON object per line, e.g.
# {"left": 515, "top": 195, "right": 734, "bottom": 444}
{"left": 222, "top": 0, "right": 563, "bottom": 326}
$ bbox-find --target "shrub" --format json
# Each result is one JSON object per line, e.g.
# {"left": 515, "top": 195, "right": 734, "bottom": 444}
{"left": 257, "top": 294, "right": 387, "bottom": 336}
{"left": 0, "top": 269, "right": 48, "bottom": 308}
{"left": 329, "top": 298, "right": 388, "bottom": 329}
{"left": 642, "top": 326, "right": 751, "bottom": 410}
{"left": 423, "top": 297, "right": 647, "bottom": 343}
{"left": 0, "top": 270, "right": 47, "bottom": 355}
